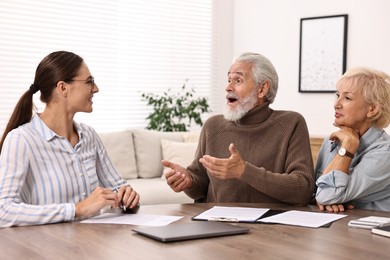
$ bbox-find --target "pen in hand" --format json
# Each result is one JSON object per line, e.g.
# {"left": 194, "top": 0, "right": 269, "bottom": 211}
{"left": 112, "top": 188, "right": 126, "bottom": 211}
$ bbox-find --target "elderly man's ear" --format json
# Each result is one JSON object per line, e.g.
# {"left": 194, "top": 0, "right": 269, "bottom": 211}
{"left": 257, "top": 81, "right": 270, "bottom": 100}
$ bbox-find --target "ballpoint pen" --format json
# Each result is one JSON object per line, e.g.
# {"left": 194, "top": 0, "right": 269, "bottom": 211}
{"left": 208, "top": 217, "right": 239, "bottom": 222}
{"left": 112, "top": 188, "right": 126, "bottom": 211}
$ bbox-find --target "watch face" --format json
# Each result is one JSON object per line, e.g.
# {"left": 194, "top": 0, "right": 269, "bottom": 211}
{"left": 338, "top": 148, "right": 346, "bottom": 156}
{"left": 338, "top": 147, "right": 354, "bottom": 158}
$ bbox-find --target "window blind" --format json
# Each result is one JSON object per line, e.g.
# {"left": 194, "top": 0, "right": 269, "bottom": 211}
{"left": 0, "top": 0, "right": 218, "bottom": 135}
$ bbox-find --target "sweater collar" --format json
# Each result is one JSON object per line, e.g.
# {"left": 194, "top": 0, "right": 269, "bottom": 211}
{"left": 235, "top": 102, "right": 273, "bottom": 125}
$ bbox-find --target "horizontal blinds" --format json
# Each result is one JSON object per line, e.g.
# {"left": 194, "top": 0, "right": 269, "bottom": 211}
{"left": 0, "top": 0, "right": 215, "bottom": 134}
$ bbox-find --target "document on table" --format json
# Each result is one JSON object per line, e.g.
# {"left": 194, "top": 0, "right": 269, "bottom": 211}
{"left": 257, "top": 210, "right": 348, "bottom": 228}
{"left": 193, "top": 206, "right": 347, "bottom": 228}
{"left": 193, "top": 206, "right": 270, "bottom": 222}
{"left": 80, "top": 212, "right": 183, "bottom": 226}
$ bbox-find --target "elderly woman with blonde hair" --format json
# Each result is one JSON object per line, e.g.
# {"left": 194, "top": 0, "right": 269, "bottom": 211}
{"left": 315, "top": 67, "right": 390, "bottom": 212}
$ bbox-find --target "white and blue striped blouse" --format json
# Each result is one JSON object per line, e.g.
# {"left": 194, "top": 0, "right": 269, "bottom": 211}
{"left": 0, "top": 114, "right": 126, "bottom": 227}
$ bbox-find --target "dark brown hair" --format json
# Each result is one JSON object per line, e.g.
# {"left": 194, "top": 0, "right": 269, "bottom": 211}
{"left": 0, "top": 51, "right": 83, "bottom": 152}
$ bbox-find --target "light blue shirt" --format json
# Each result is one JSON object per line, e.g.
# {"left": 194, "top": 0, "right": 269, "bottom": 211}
{"left": 0, "top": 114, "right": 126, "bottom": 227}
{"left": 315, "top": 127, "right": 390, "bottom": 211}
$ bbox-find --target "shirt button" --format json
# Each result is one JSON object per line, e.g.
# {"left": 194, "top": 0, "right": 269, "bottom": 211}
{"left": 79, "top": 173, "right": 84, "bottom": 177}
{"left": 82, "top": 192, "right": 86, "bottom": 197}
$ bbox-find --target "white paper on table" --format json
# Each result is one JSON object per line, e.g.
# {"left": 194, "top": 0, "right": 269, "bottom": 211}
{"left": 257, "top": 210, "right": 347, "bottom": 228}
{"left": 80, "top": 212, "right": 183, "bottom": 226}
{"left": 193, "top": 206, "right": 270, "bottom": 222}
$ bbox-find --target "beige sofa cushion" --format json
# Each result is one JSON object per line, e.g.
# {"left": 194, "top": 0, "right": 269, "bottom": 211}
{"left": 182, "top": 131, "right": 200, "bottom": 143}
{"left": 127, "top": 178, "right": 193, "bottom": 204}
{"left": 161, "top": 139, "right": 198, "bottom": 177}
{"left": 98, "top": 130, "right": 138, "bottom": 179}
{"left": 133, "top": 129, "right": 184, "bottom": 178}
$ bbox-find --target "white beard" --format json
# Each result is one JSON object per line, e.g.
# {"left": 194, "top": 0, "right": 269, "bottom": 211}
{"left": 223, "top": 91, "right": 258, "bottom": 121}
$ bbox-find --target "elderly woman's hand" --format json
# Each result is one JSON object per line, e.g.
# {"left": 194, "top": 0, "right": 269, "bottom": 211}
{"left": 330, "top": 124, "right": 360, "bottom": 154}
{"left": 317, "top": 202, "right": 355, "bottom": 213}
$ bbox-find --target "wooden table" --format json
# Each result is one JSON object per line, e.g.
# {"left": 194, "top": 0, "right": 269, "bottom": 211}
{"left": 1, "top": 203, "right": 389, "bottom": 260}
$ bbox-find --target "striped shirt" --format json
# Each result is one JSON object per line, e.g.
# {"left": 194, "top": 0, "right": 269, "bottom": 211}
{"left": 0, "top": 114, "right": 126, "bottom": 227}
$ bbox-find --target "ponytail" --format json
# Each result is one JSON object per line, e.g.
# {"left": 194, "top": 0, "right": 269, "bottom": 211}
{"left": 0, "top": 88, "right": 36, "bottom": 152}
{"left": 0, "top": 50, "right": 83, "bottom": 153}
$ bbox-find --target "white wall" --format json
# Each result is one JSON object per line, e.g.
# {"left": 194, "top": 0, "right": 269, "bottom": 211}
{"left": 212, "top": 0, "right": 234, "bottom": 113}
{"left": 226, "top": 0, "right": 390, "bottom": 136}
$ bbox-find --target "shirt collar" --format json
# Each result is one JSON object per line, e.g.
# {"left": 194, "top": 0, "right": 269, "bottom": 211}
{"left": 31, "top": 114, "right": 84, "bottom": 142}
{"left": 358, "top": 126, "right": 385, "bottom": 153}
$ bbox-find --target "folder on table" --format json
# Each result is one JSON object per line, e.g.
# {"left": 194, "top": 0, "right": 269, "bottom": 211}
{"left": 372, "top": 223, "right": 390, "bottom": 238}
{"left": 192, "top": 206, "right": 346, "bottom": 228}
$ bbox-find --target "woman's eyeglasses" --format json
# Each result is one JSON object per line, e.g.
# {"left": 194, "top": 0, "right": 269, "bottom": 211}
{"left": 70, "top": 77, "right": 95, "bottom": 88}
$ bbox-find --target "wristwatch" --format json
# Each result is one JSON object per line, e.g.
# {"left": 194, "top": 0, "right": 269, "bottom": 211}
{"left": 338, "top": 147, "right": 354, "bottom": 159}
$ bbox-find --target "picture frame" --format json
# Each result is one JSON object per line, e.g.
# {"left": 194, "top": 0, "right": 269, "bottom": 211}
{"left": 298, "top": 14, "right": 348, "bottom": 93}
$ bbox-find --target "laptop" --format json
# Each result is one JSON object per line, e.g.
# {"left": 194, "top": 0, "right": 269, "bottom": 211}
{"left": 132, "top": 221, "right": 250, "bottom": 242}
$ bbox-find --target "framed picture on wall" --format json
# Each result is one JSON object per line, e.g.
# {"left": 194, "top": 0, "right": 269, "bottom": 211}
{"left": 298, "top": 14, "right": 348, "bottom": 93}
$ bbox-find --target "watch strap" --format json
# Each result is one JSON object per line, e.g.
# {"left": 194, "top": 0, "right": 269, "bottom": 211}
{"left": 344, "top": 150, "right": 354, "bottom": 158}
{"left": 339, "top": 147, "right": 355, "bottom": 158}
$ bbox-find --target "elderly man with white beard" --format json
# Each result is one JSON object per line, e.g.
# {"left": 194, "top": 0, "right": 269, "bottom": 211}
{"left": 162, "top": 52, "right": 314, "bottom": 205}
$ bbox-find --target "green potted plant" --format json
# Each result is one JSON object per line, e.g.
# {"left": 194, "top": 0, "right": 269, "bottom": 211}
{"left": 141, "top": 80, "right": 211, "bottom": 132}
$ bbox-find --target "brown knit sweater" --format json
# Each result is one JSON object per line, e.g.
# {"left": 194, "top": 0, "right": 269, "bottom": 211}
{"left": 185, "top": 103, "right": 314, "bottom": 205}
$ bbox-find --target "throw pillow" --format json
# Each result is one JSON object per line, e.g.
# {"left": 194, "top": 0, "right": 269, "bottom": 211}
{"left": 98, "top": 130, "right": 137, "bottom": 179}
{"left": 161, "top": 139, "right": 198, "bottom": 178}
{"left": 132, "top": 129, "right": 184, "bottom": 178}
{"left": 182, "top": 131, "right": 200, "bottom": 143}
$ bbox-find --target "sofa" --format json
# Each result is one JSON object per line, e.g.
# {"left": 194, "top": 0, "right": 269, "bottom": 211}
{"left": 98, "top": 128, "right": 324, "bottom": 205}
{"left": 98, "top": 129, "right": 198, "bottom": 205}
